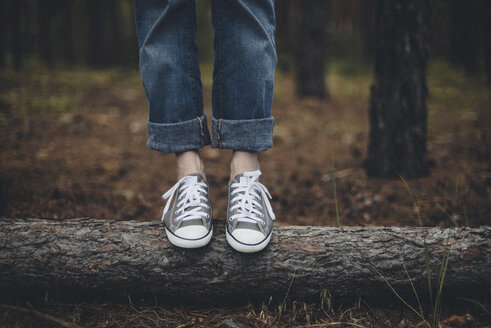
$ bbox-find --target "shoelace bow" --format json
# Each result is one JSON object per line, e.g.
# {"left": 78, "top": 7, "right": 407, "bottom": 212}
{"left": 161, "top": 176, "right": 209, "bottom": 223}
{"left": 229, "top": 170, "right": 275, "bottom": 225}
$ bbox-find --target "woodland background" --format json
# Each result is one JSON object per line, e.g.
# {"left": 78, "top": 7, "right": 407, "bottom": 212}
{"left": 0, "top": 0, "right": 490, "bottom": 327}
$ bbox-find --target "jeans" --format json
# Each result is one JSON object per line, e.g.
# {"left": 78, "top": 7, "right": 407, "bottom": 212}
{"left": 134, "top": 0, "right": 277, "bottom": 154}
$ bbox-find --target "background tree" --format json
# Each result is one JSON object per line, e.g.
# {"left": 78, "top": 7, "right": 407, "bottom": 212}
{"left": 87, "top": 0, "right": 105, "bottom": 67}
{"left": 10, "top": 0, "right": 23, "bottom": 71}
{"left": 108, "top": 0, "right": 124, "bottom": 65}
{"left": 295, "top": 0, "right": 329, "bottom": 99}
{"left": 448, "top": 0, "right": 481, "bottom": 75}
{"left": 37, "top": 0, "right": 56, "bottom": 67}
{"left": 274, "top": 0, "right": 292, "bottom": 72}
{"left": 61, "top": 0, "right": 75, "bottom": 66}
{"left": 0, "top": 0, "right": 486, "bottom": 86}
{"left": 0, "top": 1, "right": 6, "bottom": 68}
{"left": 486, "top": 1, "right": 491, "bottom": 85}
{"left": 365, "top": 0, "right": 430, "bottom": 178}
{"left": 359, "top": 0, "right": 376, "bottom": 61}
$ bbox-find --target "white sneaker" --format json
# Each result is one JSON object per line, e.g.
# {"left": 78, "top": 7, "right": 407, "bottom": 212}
{"left": 226, "top": 170, "right": 275, "bottom": 253}
{"left": 161, "top": 174, "right": 213, "bottom": 248}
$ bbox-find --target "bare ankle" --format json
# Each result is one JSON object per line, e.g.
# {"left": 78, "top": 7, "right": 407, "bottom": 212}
{"left": 176, "top": 150, "right": 206, "bottom": 180}
{"left": 230, "top": 150, "right": 260, "bottom": 179}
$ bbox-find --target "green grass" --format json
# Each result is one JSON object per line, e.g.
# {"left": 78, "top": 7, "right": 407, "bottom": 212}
{"left": 327, "top": 60, "right": 372, "bottom": 103}
{"left": 393, "top": 176, "right": 453, "bottom": 328}
{"left": 373, "top": 240, "right": 452, "bottom": 328}
{"left": 426, "top": 60, "right": 490, "bottom": 138}
{"left": 0, "top": 67, "right": 143, "bottom": 124}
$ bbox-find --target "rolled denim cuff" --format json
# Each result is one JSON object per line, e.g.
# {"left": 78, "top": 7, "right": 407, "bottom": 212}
{"left": 146, "top": 114, "right": 211, "bottom": 153}
{"left": 211, "top": 116, "right": 274, "bottom": 152}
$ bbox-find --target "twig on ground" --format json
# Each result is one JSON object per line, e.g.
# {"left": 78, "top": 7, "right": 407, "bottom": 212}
{"left": 0, "top": 303, "right": 86, "bottom": 328}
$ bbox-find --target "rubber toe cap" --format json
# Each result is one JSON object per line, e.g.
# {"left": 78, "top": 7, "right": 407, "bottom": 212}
{"left": 174, "top": 225, "right": 209, "bottom": 240}
{"left": 231, "top": 228, "right": 265, "bottom": 245}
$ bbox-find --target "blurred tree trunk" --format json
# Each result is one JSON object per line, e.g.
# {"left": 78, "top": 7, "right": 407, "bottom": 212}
{"left": 449, "top": 0, "right": 480, "bottom": 75}
{"left": 87, "top": 0, "right": 105, "bottom": 67}
{"left": 37, "top": 0, "right": 54, "bottom": 67}
{"left": 61, "top": 0, "right": 74, "bottom": 66}
{"left": 12, "top": 0, "right": 22, "bottom": 71}
{"left": 365, "top": 0, "right": 430, "bottom": 178}
{"left": 296, "top": 0, "right": 329, "bottom": 99}
{"left": 360, "top": 0, "right": 376, "bottom": 61}
{"left": 109, "top": 0, "right": 123, "bottom": 65}
{"left": 483, "top": 0, "right": 491, "bottom": 86}
{"left": 275, "top": 0, "right": 291, "bottom": 72}
{"left": 0, "top": 1, "right": 6, "bottom": 68}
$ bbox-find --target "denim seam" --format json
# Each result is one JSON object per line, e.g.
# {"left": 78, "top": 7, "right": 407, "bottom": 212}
{"left": 217, "top": 118, "right": 222, "bottom": 148}
{"left": 147, "top": 114, "right": 210, "bottom": 153}
{"left": 197, "top": 116, "right": 205, "bottom": 147}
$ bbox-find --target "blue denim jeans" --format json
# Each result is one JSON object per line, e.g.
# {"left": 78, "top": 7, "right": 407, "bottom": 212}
{"left": 134, "top": 0, "right": 277, "bottom": 153}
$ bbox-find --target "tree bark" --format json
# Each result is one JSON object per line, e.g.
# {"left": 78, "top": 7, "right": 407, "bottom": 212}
{"left": 87, "top": 0, "right": 106, "bottom": 67}
{"left": 274, "top": 0, "right": 291, "bottom": 72}
{"left": 360, "top": 0, "right": 376, "bottom": 61}
{"left": 449, "top": 0, "right": 481, "bottom": 75}
{"left": 61, "top": 0, "right": 75, "bottom": 66}
{"left": 295, "top": 0, "right": 329, "bottom": 99}
{"left": 0, "top": 1, "right": 6, "bottom": 68}
{"left": 482, "top": 0, "right": 491, "bottom": 86}
{"left": 365, "top": 0, "right": 430, "bottom": 178}
{"left": 11, "top": 0, "right": 22, "bottom": 71}
{"left": 37, "top": 0, "right": 54, "bottom": 67}
{"left": 1, "top": 218, "right": 489, "bottom": 303}
{"left": 108, "top": 0, "right": 124, "bottom": 65}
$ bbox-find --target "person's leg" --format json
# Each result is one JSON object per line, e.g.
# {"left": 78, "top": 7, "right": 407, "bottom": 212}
{"left": 211, "top": 0, "right": 277, "bottom": 253}
{"left": 230, "top": 151, "right": 259, "bottom": 180}
{"left": 134, "top": 0, "right": 212, "bottom": 248}
{"left": 134, "top": 0, "right": 210, "bottom": 179}
{"left": 176, "top": 150, "right": 206, "bottom": 180}
{"left": 211, "top": 0, "right": 277, "bottom": 172}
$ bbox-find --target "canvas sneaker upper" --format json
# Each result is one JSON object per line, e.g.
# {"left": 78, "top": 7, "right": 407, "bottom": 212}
{"left": 226, "top": 170, "right": 275, "bottom": 252}
{"left": 161, "top": 173, "right": 212, "bottom": 246}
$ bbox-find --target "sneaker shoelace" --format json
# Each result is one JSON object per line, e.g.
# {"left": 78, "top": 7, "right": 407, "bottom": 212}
{"left": 161, "top": 175, "right": 210, "bottom": 223}
{"left": 229, "top": 170, "right": 275, "bottom": 225}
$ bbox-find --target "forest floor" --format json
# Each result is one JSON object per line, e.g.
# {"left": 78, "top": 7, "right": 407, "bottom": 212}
{"left": 0, "top": 60, "right": 490, "bottom": 327}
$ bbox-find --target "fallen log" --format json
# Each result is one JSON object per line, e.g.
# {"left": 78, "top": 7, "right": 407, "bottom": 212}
{"left": 0, "top": 218, "right": 489, "bottom": 302}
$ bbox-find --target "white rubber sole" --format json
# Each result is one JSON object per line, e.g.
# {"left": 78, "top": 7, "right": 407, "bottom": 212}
{"left": 165, "top": 227, "right": 213, "bottom": 249}
{"left": 226, "top": 228, "right": 272, "bottom": 253}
